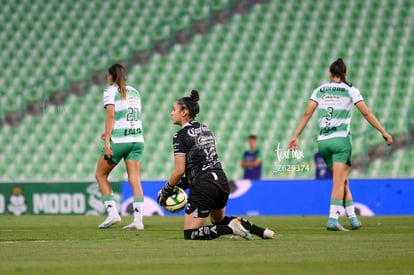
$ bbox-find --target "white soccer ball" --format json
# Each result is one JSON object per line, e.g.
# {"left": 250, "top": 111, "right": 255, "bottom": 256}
{"left": 164, "top": 187, "right": 188, "bottom": 213}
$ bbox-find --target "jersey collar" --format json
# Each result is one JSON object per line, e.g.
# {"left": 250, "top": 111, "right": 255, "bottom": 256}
{"left": 181, "top": 120, "right": 195, "bottom": 128}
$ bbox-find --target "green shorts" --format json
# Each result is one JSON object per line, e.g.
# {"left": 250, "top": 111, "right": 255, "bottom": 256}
{"left": 101, "top": 141, "right": 144, "bottom": 164}
{"left": 317, "top": 136, "right": 352, "bottom": 167}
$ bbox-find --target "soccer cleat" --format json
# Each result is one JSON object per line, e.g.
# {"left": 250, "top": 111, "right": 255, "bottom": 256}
{"left": 123, "top": 222, "right": 144, "bottom": 230}
{"left": 263, "top": 228, "right": 275, "bottom": 239}
{"left": 326, "top": 218, "right": 348, "bottom": 231}
{"left": 98, "top": 215, "right": 121, "bottom": 229}
{"left": 349, "top": 217, "right": 361, "bottom": 229}
{"left": 228, "top": 218, "right": 253, "bottom": 240}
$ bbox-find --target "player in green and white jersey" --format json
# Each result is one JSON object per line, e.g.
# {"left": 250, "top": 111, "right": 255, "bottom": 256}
{"left": 288, "top": 59, "right": 392, "bottom": 231}
{"left": 96, "top": 63, "right": 145, "bottom": 230}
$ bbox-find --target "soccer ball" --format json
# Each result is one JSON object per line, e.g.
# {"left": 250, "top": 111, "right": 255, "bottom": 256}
{"left": 163, "top": 187, "right": 188, "bottom": 213}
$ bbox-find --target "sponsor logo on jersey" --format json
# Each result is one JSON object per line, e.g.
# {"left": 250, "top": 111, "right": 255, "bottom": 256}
{"left": 322, "top": 95, "right": 341, "bottom": 102}
{"left": 320, "top": 87, "right": 346, "bottom": 92}
{"left": 187, "top": 126, "right": 210, "bottom": 137}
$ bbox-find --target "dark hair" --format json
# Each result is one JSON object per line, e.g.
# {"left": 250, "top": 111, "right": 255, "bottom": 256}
{"left": 329, "top": 58, "right": 352, "bottom": 87}
{"left": 178, "top": 90, "right": 200, "bottom": 119}
{"left": 248, "top": 135, "right": 257, "bottom": 140}
{"left": 108, "top": 63, "right": 127, "bottom": 100}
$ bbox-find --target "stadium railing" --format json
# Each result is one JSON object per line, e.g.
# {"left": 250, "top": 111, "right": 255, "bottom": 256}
{"left": 148, "top": 11, "right": 193, "bottom": 58}
{"left": 84, "top": 41, "right": 132, "bottom": 92}
{"left": 20, "top": 71, "right": 69, "bottom": 123}
{"left": 353, "top": 123, "right": 392, "bottom": 171}
{"left": 408, "top": 107, "right": 414, "bottom": 149}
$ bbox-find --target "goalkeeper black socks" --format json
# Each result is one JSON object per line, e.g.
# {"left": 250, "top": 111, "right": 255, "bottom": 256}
{"left": 186, "top": 216, "right": 267, "bottom": 240}
{"left": 214, "top": 216, "right": 266, "bottom": 238}
{"left": 184, "top": 225, "right": 233, "bottom": 240}
{"left": 213, "top": 215, "right": 236, "bottom": 226}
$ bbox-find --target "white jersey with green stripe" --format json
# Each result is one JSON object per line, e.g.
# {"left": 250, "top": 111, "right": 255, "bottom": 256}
{"left": 310, "top": 82, "right": 364, "bottom": 141}
{"left": 103, "top": 84, "right": 144, "bottom": 143}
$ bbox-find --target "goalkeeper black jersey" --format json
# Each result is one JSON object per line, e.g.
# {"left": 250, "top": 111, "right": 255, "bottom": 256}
{"left": 172, "top": 120, "right": 224, "bottom": 183}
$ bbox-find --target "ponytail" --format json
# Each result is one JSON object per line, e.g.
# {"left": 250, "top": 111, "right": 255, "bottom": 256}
{"left": 108, "top": 64, "right": 127, "bottom": 100}
{"left": 190, "top": 89, "right": 200, "bottom": 102}
{"left": 329, "top": 58, "right": 352, "bottom": 87}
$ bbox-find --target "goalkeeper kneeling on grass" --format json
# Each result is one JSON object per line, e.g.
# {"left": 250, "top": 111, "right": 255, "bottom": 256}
{"left": 157, "top": 89, "right": 274, "bottom": 240}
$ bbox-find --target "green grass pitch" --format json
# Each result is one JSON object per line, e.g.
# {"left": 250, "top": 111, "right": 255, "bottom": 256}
{"left": 1, "top": 216, "right": 413, "bottom": 274}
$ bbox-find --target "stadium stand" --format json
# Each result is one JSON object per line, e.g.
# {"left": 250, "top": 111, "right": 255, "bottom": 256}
{"left": 0, "top": 0, "right": 413, "bottom": 181}
{"left": 0, "top": 0, "right": 216, "bottom": 123}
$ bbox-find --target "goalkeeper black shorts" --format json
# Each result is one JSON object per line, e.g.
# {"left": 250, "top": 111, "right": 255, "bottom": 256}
{"left": 185, "top": 170, "right": 230, "bottom": 218}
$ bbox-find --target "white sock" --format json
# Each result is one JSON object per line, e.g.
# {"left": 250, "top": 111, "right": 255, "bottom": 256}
{"left": 329, "top": 204, "right": 342, "bottom": 219}
{"left": 104, "top": 200, "right": 118, "bottom": 216}
{"left": 133, "top": 201, "right": 144, "bottom": 224}
{"left": 345, "top": 205, "right": 357, "bottom": 219}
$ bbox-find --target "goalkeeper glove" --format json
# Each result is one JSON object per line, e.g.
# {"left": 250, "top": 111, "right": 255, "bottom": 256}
{"left": 157, "top": 182, "right": 175, "bottom": 206}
